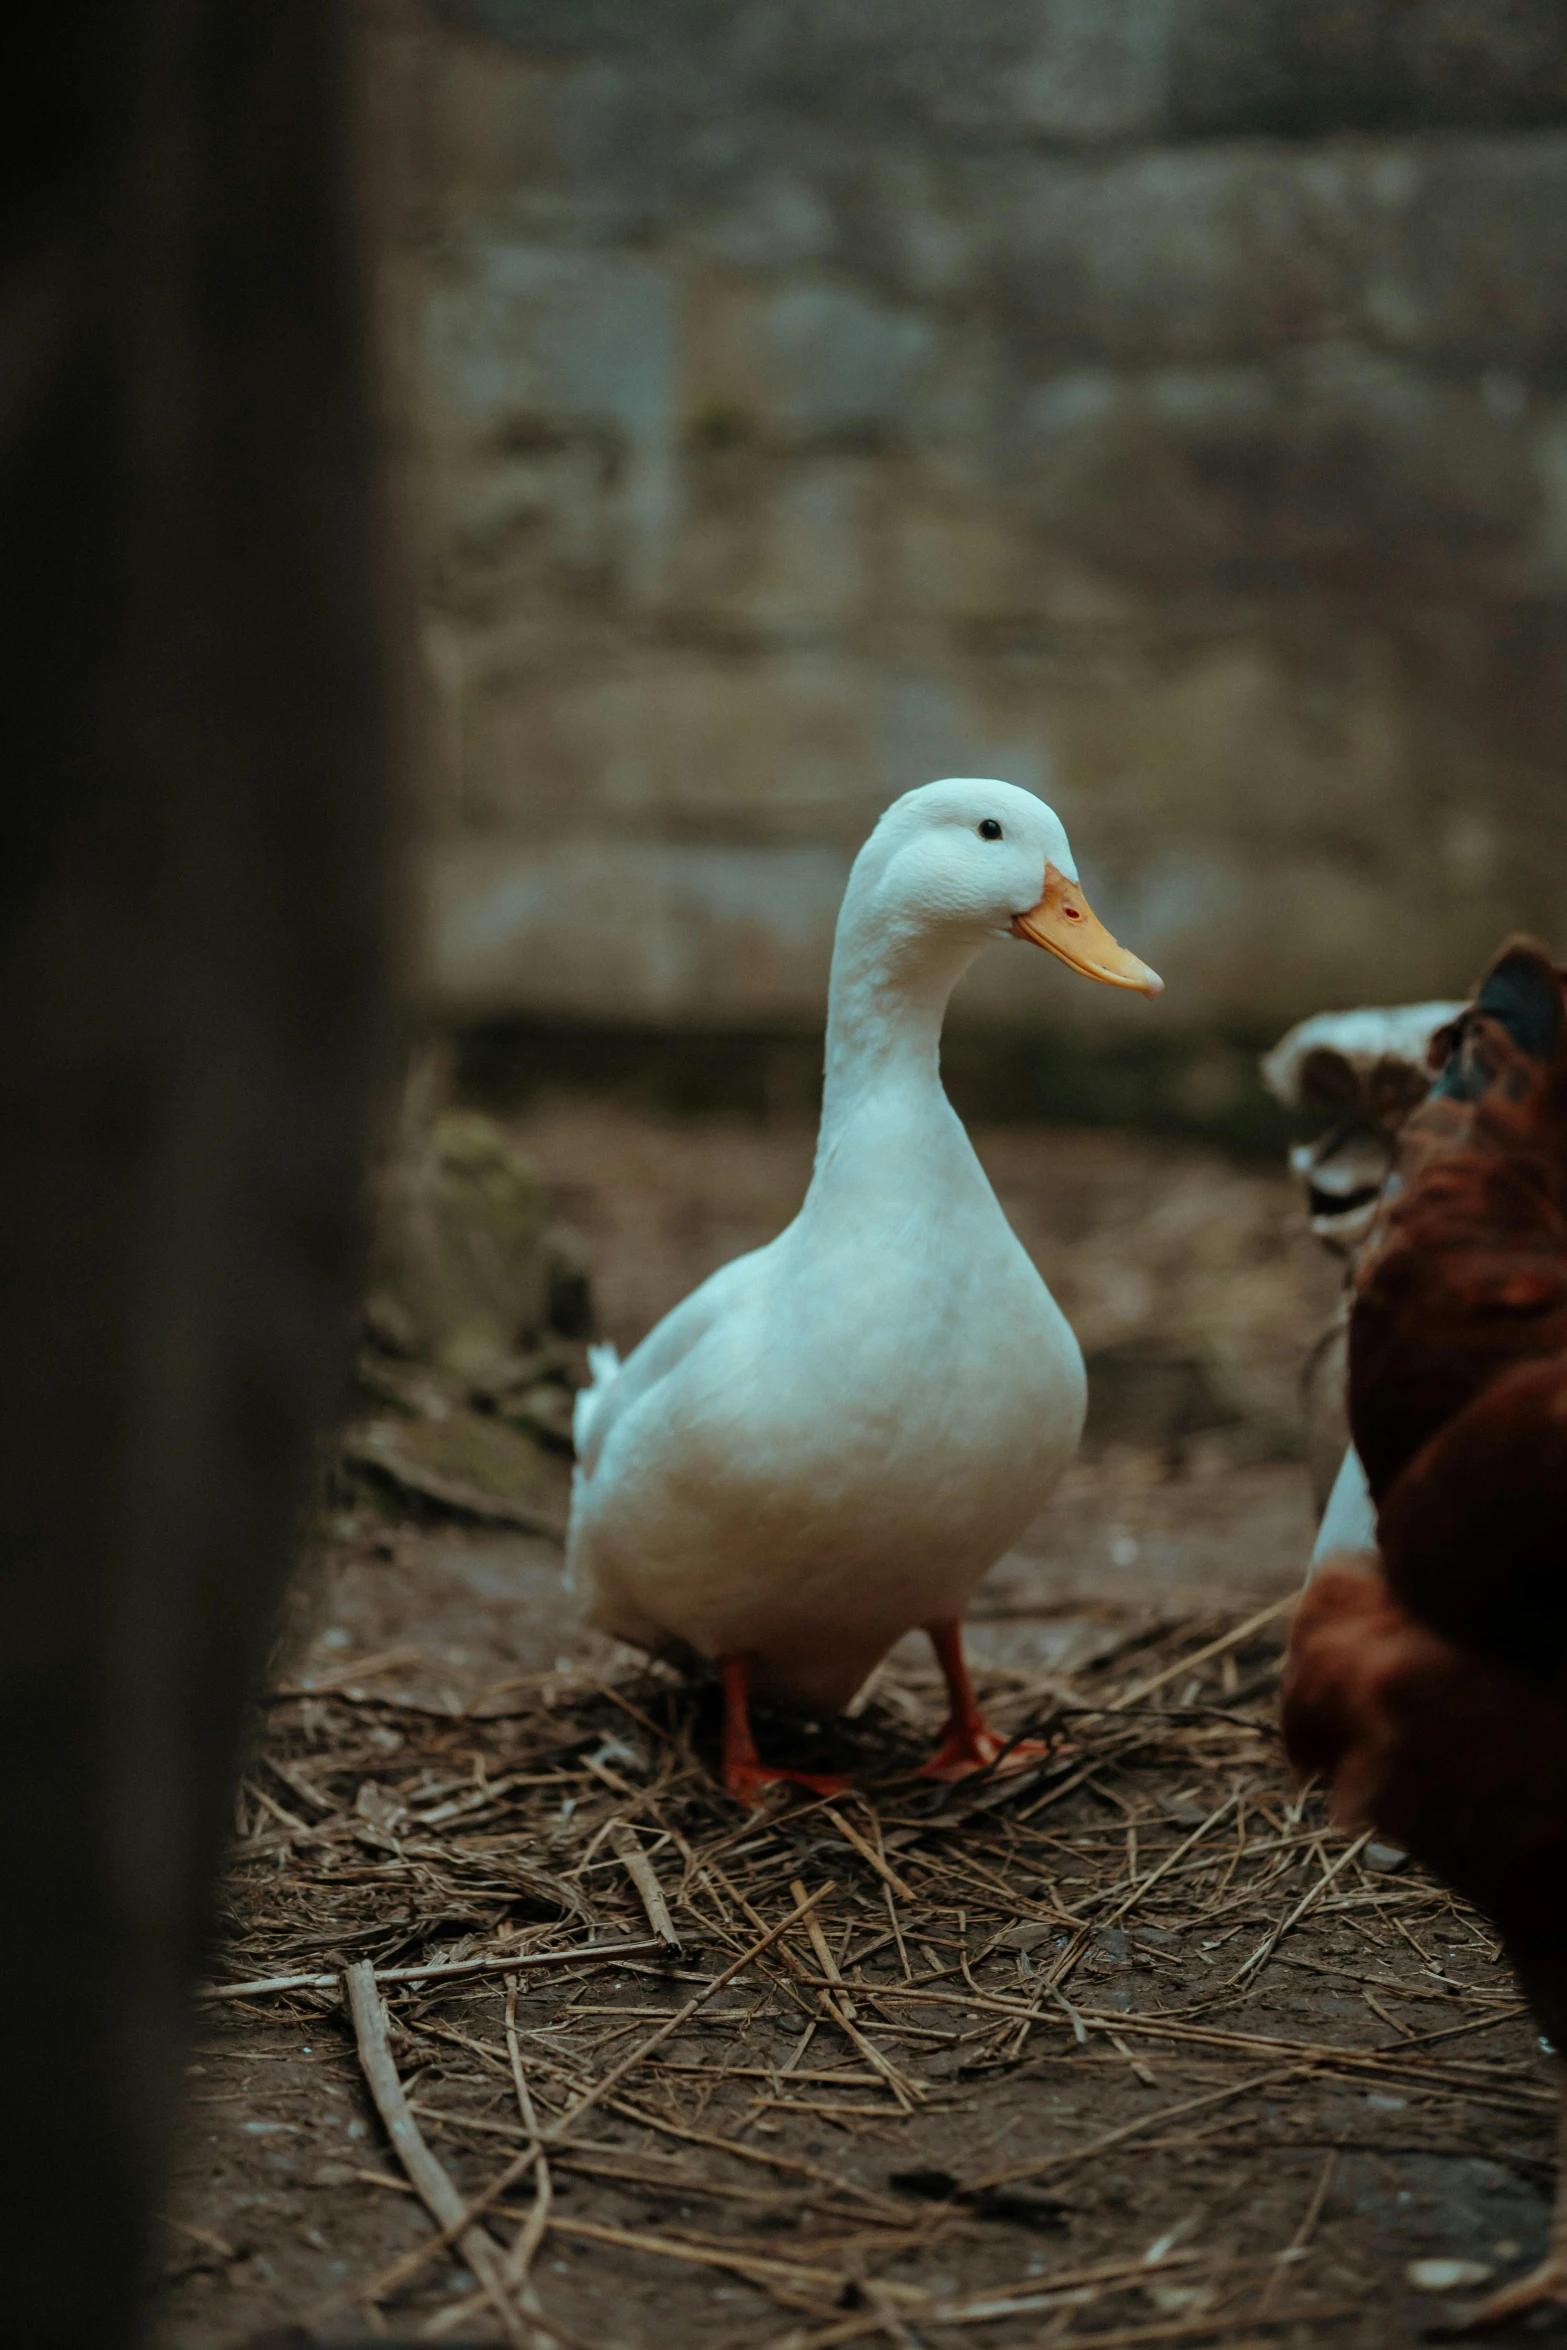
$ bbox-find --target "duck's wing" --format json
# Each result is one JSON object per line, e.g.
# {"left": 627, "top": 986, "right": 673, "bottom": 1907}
{"left": 572, "top": 1342, "right": 623, "bottom": 1457}
{"left": 572, "top": 1246, "right": 771, "bottom": 1486}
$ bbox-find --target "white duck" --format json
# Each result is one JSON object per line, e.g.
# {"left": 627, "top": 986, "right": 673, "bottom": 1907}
{"left": 567, "top": 778, "right": 1162, "bottom": 1801}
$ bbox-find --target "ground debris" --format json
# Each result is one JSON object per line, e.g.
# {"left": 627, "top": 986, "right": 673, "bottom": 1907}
{"left": 159, "top": 1579, "right": 1554, "bottom": 2350}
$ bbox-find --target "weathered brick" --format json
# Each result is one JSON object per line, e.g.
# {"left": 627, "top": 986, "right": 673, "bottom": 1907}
{"left": 994, "top": 147, "right": 1365, "bottom": 364}
{"left": 1364, "top": 135, "right": 1567, "bottom": 364}
{"left": 1167, "top": 0, "right": 1567, "bottom": 137}
{"left": 393, "top": 4, "right": 1567, "bottom": 1038}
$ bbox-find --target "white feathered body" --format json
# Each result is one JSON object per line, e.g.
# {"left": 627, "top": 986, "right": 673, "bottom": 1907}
{"left": 567, "top": 1075, "right": 1083, "bottom": 1715}
{"left": 565, "top": 777, "right": 1111, "bottom": 1718}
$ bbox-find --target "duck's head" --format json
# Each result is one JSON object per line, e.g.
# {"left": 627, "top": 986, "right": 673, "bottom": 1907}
{"left": 869, "top": 777, "right": 1162, "bottom": 998}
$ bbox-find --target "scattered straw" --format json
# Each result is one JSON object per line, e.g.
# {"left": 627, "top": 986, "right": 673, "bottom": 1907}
{"left": 173, "top": 1597, "right": 1550, "bottom": 2345}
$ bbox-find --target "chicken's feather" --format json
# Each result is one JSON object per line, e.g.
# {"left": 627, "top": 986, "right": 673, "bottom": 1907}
{"left": 1349, "top": 938, "right": 1567, "bottom": 1511}
{"left": 1283, "top": 933, "right": 1567, "bottom": 2067}
{"left": 1283, "top": 1566, "right": 1567, "bottom": 2047}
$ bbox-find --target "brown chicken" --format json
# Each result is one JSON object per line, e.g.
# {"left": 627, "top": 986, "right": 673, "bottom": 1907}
{"left": 1283, "top": 937, "right": 1567, "bottom": 2325}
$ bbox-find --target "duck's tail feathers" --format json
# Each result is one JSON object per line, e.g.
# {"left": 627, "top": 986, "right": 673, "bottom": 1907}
{"left": 572, "top": 1342, "right": 622, "bottom": 1457}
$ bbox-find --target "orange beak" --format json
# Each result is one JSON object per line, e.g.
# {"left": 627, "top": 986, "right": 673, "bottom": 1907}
{"left": 1011, "top": 864, "right": 1163, "bottom": 997}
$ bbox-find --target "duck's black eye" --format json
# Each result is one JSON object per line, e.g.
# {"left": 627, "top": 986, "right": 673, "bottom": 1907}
{"left": 978, "top": 818, "right": 1003, "bottom": 840}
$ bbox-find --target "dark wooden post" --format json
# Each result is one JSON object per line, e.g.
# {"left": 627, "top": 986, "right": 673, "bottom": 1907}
{"left": 0, "top": 4, "right": 396, "bottom": 2340}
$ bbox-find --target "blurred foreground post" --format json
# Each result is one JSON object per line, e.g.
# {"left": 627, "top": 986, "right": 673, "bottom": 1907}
{"left": 0, "top": 4, "right": 396, "bottom": 2342}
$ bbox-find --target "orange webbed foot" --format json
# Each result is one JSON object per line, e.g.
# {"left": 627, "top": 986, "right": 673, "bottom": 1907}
{"left": 718, "top": 1655, "right": 854, "bottom": 1808}
{"left": 917, "top": 1619, "right": 1058, "bottom": 1781}
{"left": 722, "top": 1758, "right": 856, "bottom": 1809}
{"left": 918, "top": 1725, "right": 1056, "bottom": 1782}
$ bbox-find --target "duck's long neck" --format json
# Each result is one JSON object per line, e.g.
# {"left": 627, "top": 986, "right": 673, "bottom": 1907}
{"left": 815, "top": 904, "right": 982, "bottom": 1167}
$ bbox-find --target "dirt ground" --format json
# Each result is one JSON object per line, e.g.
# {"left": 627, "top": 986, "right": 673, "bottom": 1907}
{"left": 152, "top": 1110, "right": 1565, "bottom": 2350}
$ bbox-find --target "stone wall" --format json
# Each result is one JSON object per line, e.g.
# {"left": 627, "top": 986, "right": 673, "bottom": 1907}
{"left": 385, "top": 0, "right": 1567, "bottom": 1051}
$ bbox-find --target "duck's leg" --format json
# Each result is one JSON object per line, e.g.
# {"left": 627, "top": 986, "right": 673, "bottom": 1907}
{"left": 1453, "top": 2075, "right": 1567, "bottom": 2329}
{"left": 719, "top": 1655, "right": 854, "bottom": 1807}
{"left": 918, "top": 1620, "right": 1056, "bottom": 1781}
